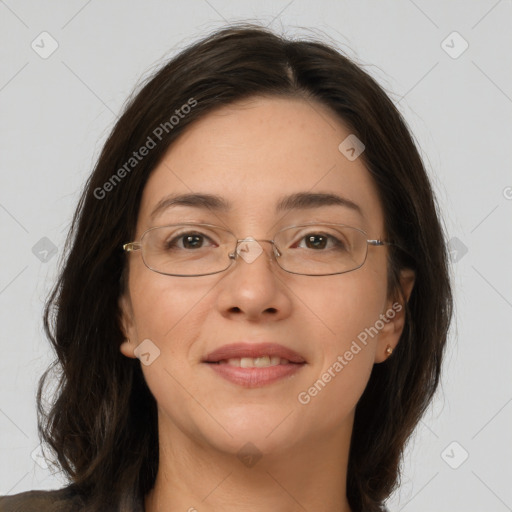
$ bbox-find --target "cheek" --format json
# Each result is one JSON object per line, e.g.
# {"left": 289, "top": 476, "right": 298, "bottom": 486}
{"left": 128, "top": 275, "right": 217, "bottom": 427}
{"left": 291, "top": 264, "right": 386, "bottom": 415}
{"left": 128, "top": 271, "right": 218, "bottom": 362}
{"left": 294, "top": 262, "right": 388, "bottom": 349}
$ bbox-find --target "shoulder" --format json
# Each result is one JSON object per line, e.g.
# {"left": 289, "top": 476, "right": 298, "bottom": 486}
{"left": 0, "top": 486, "right": 84, "bottom": 512}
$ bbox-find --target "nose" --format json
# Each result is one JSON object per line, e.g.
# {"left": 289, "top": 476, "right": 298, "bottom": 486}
{"left": 215, "top": 238, "right": 292, "bottom": 322}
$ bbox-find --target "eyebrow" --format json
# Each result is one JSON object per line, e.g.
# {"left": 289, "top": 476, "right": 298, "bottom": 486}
{"left": 149, "top": 191, "right": 363, "bottom": 220}
{"left": 275, "top": 192, "right": 363, "bottom": 216}
{"left": 150, "top": 193, "right": 230, "bottom": 220}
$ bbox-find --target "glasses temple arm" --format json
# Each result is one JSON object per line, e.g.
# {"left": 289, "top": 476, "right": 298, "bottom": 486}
{"left": 123, "top": 242, "right": 141, "bottom": 252}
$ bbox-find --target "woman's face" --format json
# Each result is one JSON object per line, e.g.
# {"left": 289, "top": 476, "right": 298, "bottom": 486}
{"left": 120, "top": 96, "right": 408, "bottom": 457}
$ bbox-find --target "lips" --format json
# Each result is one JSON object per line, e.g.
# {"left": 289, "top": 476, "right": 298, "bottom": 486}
{"left": 203, "top": 343, "right": 306, "bottom": 388}
{"left": 203, "top": 342, "right": 306, "bottom": 364}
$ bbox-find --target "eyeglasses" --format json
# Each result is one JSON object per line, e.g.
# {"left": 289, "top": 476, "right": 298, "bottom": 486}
{"left": 122, "top": 223, "right": 393, "bottom": 277}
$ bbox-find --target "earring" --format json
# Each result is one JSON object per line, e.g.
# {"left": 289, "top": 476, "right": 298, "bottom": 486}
{"left": 385, "top": 344, "right": 393, "bottom": 357}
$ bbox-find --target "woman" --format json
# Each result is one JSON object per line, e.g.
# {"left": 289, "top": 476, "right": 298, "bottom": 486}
{"left": 0, "top": 24, "right": 452, "bottom": 512}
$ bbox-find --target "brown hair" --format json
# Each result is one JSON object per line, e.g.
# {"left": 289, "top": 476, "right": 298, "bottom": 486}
{"left": 37, "top": 23, "right": 452, "bottom": 512}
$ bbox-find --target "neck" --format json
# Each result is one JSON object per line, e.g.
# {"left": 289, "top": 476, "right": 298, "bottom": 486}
{"left": 144, "top": 410, "right": 354, "bottom": 512}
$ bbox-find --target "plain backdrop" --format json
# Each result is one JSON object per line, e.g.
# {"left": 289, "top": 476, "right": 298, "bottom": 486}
{"left": 1, "top": 1, "right": 511, "bottom": 511}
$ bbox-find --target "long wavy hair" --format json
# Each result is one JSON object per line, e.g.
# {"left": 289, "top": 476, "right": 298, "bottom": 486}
{"left": 37, "top": 23, "right": 453, "bottom": 512}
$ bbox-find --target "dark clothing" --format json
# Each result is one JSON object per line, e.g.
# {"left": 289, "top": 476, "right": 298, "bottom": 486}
{"left": 0, "top": 487, "right": 86, "bottom": 512}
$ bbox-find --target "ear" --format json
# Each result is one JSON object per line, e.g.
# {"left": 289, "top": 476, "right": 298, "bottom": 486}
{"left": 374, "top": 268, "right": 415, "bottom": 363}
{"left": 118, "top": 292, "right": 138, "bottom": 359}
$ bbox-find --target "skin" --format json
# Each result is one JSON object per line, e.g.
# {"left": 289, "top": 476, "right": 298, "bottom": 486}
{"left": 119, "top": 96, "right": 415, "bottom": 512}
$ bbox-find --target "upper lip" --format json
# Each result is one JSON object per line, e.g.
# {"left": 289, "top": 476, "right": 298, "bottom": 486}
{"left": 203, "top": 343, "right": 306, "bottom": 364}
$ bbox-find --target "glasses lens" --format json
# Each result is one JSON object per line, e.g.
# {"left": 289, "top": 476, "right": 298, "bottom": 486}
{"left": 274, "top": 224, "right": 368, "bottom": 275}
{"left": 141, "top": 224, "right": 235, "bottom": 276}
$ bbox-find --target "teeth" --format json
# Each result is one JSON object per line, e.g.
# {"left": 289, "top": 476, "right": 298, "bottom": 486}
{"left": 223, "top": 356, "right": 289, "bottom": 367}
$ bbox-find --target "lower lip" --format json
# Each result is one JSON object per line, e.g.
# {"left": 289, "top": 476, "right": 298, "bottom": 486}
{"left": 205, "top": 362, "right": 305, "bottom": 388}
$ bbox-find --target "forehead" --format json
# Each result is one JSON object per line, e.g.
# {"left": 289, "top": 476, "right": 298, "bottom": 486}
{"left": 137, "top": 96, "right": 384, "bottom": 233}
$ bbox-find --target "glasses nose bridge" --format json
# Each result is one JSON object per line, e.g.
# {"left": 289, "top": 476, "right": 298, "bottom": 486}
{"left": 231, "top": 237, "right": 281, "bottom": 262}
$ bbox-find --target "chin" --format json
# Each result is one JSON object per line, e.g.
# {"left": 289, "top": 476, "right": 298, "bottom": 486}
{"left": 203, "top": 406, "right": 303, "bottom": 451}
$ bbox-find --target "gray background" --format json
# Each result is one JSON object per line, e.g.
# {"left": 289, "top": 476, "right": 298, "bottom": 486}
{"left": 1, "top": 1, "right": 511, "bottom": 510}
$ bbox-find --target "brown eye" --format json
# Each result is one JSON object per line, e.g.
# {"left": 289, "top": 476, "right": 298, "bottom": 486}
{"left": 165, "top": 233, "right": 214, "bottom": 250}
{"left": 296, "top": 233, "right": 347, "bottom": 251}
{"left": 304, "top": 234, "right": 328, "bottom": 249}
{"left": 180, "top": 234, "right": 206, "bottom": 249}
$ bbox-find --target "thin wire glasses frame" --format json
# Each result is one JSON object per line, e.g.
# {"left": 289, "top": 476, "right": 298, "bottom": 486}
{"left": 122, "top": 222, "right": 395, "bottom": 277}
